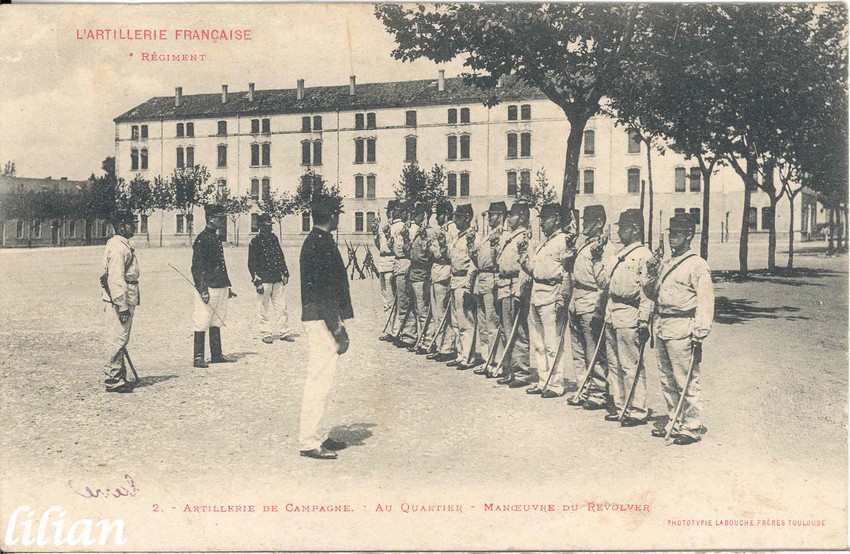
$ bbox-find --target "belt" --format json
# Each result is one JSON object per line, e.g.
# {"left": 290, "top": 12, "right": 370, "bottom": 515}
{"left": 379, "top": 253, "right": 394, "bottom": 257}
{"left": 452, "top": 270, "right": 468, "bottom": 277}
{"left": 574, "top": 281, "right": 597, "bottom": 292}
{"left": 499, "top": 271, "right": 520, "bottom": 279}
{"left": 657, "top": 309, "right": 696, "bottom": 319}
{"left": 125, "top": 280, "right": 139, "bottom": 285}
{"left": 533, "top": 277, "right": 560, "bottom": 286}
{"left": 478, "top": 269, "right": 498, "bottom": 274}
{"left": 610, "top": 294, "right": 640, "bottom": 309}
{"left": 395, "top": 255, "right": 409, "bottom": 260}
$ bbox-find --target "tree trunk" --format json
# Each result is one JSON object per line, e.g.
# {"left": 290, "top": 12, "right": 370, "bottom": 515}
{"left": 843, "top": 204, "right": 849, "bottom": 251}
{"left": 639, "top": 179, "right": 646, "bottom": 241}
{"left": 787, "top": 193, "right": 795, "bottom": 270}
{"left": 836, "top": 206, "right": 845, "bottom": 253}
{"left": 767, "top": 195, "right": 780, "bottom": 272}
{"left": 645, "top": 143, "right": 655, "bottom": 248}
{"left": 700, "top": 174, "right": 711, "bottom": 261}
{"left": 560, "top": 112, "right": 590, "bottom": 212}
{"left": 739, "top": 186, "right": 752, "bottom": 275}
{"left": 827, "top": 207, "right": 835, "bottom": 255}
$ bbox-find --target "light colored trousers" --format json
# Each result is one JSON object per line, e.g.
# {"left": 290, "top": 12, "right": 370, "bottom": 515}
{"left": 604, "top": 326, "right": 648, "bottom": 419}
{"left": 570, "top": 312, "right": 609, "bottom": 402}
{"left": 104, "top": 304, "right": 134, "bottom": 385}
{"left": 391, "top": 273, "right": 416, "bottom": 341}
{"left": 499, "top": 296, "right": 529, "bottom": 373}
{"left": 299, "top": 320, "right": 341, "bottom": 451}
{"left": 528, "top": 302, "right": 566, "bottom": 394}
{"left": 410, "top": 281, "right": 430, "bottom": 346}
{"left": 379, "top": 272, "right": 394, "bottom": 312}
{"left": 192, "top": 287, "right": 228, "bottom": 332}
{"left": 476, "top": 290, "right": 500, "bottom": 363}
{"left": 428, "top": 280, "right": 455, "bottom": 355}
{"left": 450, "top": 288, "right": 476, "bottom": 362}
{"left": 656, "top": 337, "right": 703, "bottom": 438}
{"left": 257, "top": 281, "right": 290, "bottom": 338}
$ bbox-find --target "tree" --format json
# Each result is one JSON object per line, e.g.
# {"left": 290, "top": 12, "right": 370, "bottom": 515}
{"left": 0, "top": 185, "right": 39, "bottom": 247}
{"left": 393, "top": 163, "right": 447, "bottom": 206}
{"left": 514, "top": 168, "right": 557, "bottom": 212}
{"left": 159, "top": 165, "right": 216, "bottom": 241}
{"left": 257, "top": 189, "right": 296, "bottom": 237}
{"left": 294, "top": 169, "right": 343, "bottom": 214}
{"left": 2, "top": 161, "right": 16, "bottom": 177}
{"left": 101, "top": 156, "right": 116, "bottom": 181}
{"left": 122, "top": 175, "right": 168, "bottom": 244}
{"left": 219, "top": 192, "right": 252, "bottom": 246}
{"left": 375, "top": 3, "right": 645, "bottom": 211}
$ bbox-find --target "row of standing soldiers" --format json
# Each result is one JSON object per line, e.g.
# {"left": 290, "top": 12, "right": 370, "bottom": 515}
{"left": 374, "top": 199, "right": 714, "bottom": 445}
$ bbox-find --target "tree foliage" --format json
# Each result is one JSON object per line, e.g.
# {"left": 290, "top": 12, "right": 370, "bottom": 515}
{"left": 294, "top": 169, "right": 344, "bottom": 214}
{"left": 393, "top": 163, "right": 447, "bottom": 206}
{"left": 514, "top": 168, "right": 557, "bottom": 212}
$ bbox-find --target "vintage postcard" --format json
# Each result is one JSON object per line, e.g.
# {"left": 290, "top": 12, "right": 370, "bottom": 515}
{"left": 0, "top": 3, "right": 847, "bottom": 551}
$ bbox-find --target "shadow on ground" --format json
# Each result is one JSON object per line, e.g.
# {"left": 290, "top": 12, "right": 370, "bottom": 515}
{"left": 329, "top": 423, "right": 376, "bottom": 447}
{"left": 133, "top": 375, "right": 178, "bottom": 388}
{"left": 713, "top": 267, "right": 843, "bottom": 286}
{"left": 714, "top": 296, "right": 810, "bottom": 325}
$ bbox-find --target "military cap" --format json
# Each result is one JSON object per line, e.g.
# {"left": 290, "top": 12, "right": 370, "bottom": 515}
{"left": 669, "top": 213, "right": 696, "bottom": 233}
{"left": 414, "top": 202, "right": 432, "bottom": 216}
{"left": 436, "top": 200, "right": 454, "bottom": 216}
{"left": 617, "top": 208, "right": 644, "bottom": 228}
{"left": 487, "top": 201, "right": 508, "bottom": 214}
{"left": 257, "top": 213, "right": 273, "bottom": 225}
{"left": 539, "top": 203, "right": 563, "bottom": 219}
{"left": 310, "top": 195, "right": 344, "bottom": 217}
{"left": 583, "top": 204, "right": 606, "bottom": 226}
{"left": 509, "top": 202, "right": 530, "bottom": 218}
{"left": 396, "top": 200, "right": 413, "bottom": 214}
{"left": 110, "top": 210, "right": 135, "bottom": 226}
{"left": 204, "top": 203, "right": 225, "bottom": 218}
{"left": 455, "top": 203, "right": 474, "bottom": 217}
{"left": 387, "top": 199, "right": 399, "bottom": 211}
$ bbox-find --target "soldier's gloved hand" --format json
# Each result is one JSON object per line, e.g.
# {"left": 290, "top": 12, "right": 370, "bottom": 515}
{"left": 637, "top": 321, "right": 650, "bottom": 345}
{"left": 591, "top": 239, "right": 605, "bottom": 261}
{"left": 118, "top": 310, "right": 131, "bottom": 324}
{"left": 255, "top": 283, "right": 265, "bottom": 295}
{"left": 200, "top": 290, "right": 210, "bottom": 304}
{"left": 331, "top": 323, "right": 350, "bottom": 355}
{"left": 691, "top": 334, "right": 704, "bottom": 347}
{"left": 489, "top": 234, "right": 500, "bottom": 247}
{"left": 229, "top": 289, "right": 238, "bottom": 299}
{"left": 646, "top": 255, "right": 661, "bottom": 276}
{"left": 436, "top": 233, "right": 447, "bottom": 246}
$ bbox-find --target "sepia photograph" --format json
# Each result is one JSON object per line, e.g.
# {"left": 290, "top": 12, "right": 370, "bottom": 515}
{"left": 0, "top": 2, "right": 847, "bottom": 551}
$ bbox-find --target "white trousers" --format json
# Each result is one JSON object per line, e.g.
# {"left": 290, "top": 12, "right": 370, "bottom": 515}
{"left": 257, "top": 282, "right": 290, "bottom": 338}
{"left": 192, "top": 287, "right": 228, "bottom": 332}
{"left": 298, "top": 320, "right": 340, "bottom": 451}
{"left": 528, "top": 302, "right": 566, "bottom": 394}
{"left": 103, "top": 304, "right": 135, "bottom": 385}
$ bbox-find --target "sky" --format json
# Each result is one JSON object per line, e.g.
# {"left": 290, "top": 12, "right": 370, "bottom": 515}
{"left": 0, "top": 4, "right": 467, "bottom": 181}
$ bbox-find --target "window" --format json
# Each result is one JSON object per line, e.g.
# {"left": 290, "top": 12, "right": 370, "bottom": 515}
{"left": 355, "top": 175, "right": 364, "bottom": 198}
{"left": 302, "top": 116, "right": 311, "bottom": 132}
{"left": 140, "top": 125, "right": 148, "bottom": 139}
{"left": 69, "top": 220, "right": 77, "bottom": 238}
{"left": 176, "top": 214, "right": 195, "bottom": 234}
{"left": 251, "top": 144, "right": 260, "bottom": 166}
{"left": 251, "top": 119, "right": 260, "bottom": 134}
{"left": 217, "top": 121, "right": 227, "bottom": 136}
{"left": 507, "top": 105, "right": 518, "bottom": 121}
{"left": 460, "top": 108, "right": 470, "bottom": 123}
{"left": 674, "top": 167, "right": 686, "bottom": 193}
{"left": 460, "top": 134, "right": 470, "bottom": 159}
{"left": 261, "top": 143, "right": 270, "bottom": 166}
{"left": 520, "top": 170, "right": 531, "bottom": 194}
{"left": 748, "top": 207, "right": 758, "bottom": 230}
{"left": 131, "top": 125, "right": 139, "bottom": 140}
{"left": 251, "top": 213, "right": 260, "bottom": 233}
{"left": 250, "top": 178, "right": 260, "bottom": 199}
{"left": 447, "top": 173, "right": 457, "bottom": 197}
{"left": 366, "top": 175, "right": 376, "bottom": 199}
{"left": 448, "top": 108, "right": 457, "bottom": 124}
{"left": 405, "top": 136, "right": 417, "bottom": 163}
{"left": 507, "top": 171, "right": 517, "bottom": 196}
{"left": 16, "top": 220, "right": 24, "bottom": 238}
{"left": 301, "top": 212, "right": 311, "bottom": 232}
{"left": 261, "top": 178, "right": 271, "bottom": 201}
{"left": 301, "top": 141, "right": 311, "bottom": 165}
{"left": 690, "top": 208, "right": 702, "bottom": 227}
{"left": 689, "top": 167, "right": 701, "bottom": 192}
{"left": 186, "top": 123, "right": 194, "bottom": 137}
{"left": 176, "top": 123, "right": 184, "bottom": 138}
{"left": 366, "top": 113, "right": 376, "bottom": 129}
{"left": 312, "top": 116, "right": 322, "bottom": 131}
{"left": 460, "top": 173, "right": 470, "bottom": 197}
{"left": 761, "top": 206, "right": 773, "bottom": 230}
{"left": 520, "top": 104, "right": 531, "bottom": 120}
{"left": 139, "top": 215, "right": 148, "bottom": 234}
{"left": 405, "top": 110, "right": 417, "bottom": 127}
{"left": 217, "top": 145, "right": 227, "bottom": 168}
{"left": 131, "top": 148, "right": 139, "bottom": 171}
{"left": 520, "top": 132, "right": 531, "bottom": 157}
{"left": 313, "top": 141, "right": 322, "bottom": 165}
{"left": 186, "top": 146, "right": 194, "bottom": 167}
{"left": 366, "top": 138, "right": 376, "bottom": 163}
{"left": 355, "top": 212, "right": 364, "bottom": 232}
{"left": 259, "top": 118, "right": 269, "bottom": 134}
{"left": 176, "top": 147, "right": 185, "bottom": 168}
{"left": 140, "top": 148, "right": 148, "bottom": 170}
{"left": 507, "top": 133, "right": 518, "bottom": 158}
{"left": 627, "top": 130, "right": 641, "bottom": 153}
{"left": 447, "top": 135, "right": 458, "bottom": 160}
{"left": 583, "top": 169, "right": 595, "bottom": 194}
{"left": 367, "top": 211, "right": 376, "bottom": 232}
{"left": 627, "top": 168, "right": 640, "bottom": 194}
{"left": 583, "top": 130, "right": 595, "bottom": 155}
{"left": 354, "top": 138, "right": 364, "bottom": 164}
{"left": 355, "top": 113, "right": 365, "bottom": 130}
{"left": 95, "top": 221, "right": 104, "bottom": 238}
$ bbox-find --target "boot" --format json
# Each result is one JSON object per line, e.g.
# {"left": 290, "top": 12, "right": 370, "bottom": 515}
{"left": 209, "top": 327, "right": 236, "bottom": 363}
{"left": 193, "top": 332, "right": 208, "bottom": 368}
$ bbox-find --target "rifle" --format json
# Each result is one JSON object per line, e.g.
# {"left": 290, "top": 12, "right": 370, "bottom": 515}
{"left": 539, "top": 304, "right": 570, "bottom": 392}
{"left": 122, "top": 347, "right": 140, "bottom": 385}
{"left": 412, "top": 287, "right": 434, "bottom": 351}
{"left": 423, "top": 292, "right": 453, "bottom": 354}
{"left": 490, "top": 297, "right": 523, "bottom": 378}
{"left": 569, "top": 319, "right": 608, "bottom": 405}
{"left": 665, "top": 342, "right": 702, "bottom": 444}
{"left": 618, "top": 337, "right": 648, "bottom": 423}
{"left": 381, "top": 294, "right": 398, "bottom": 336}
{"left": 481, "top": 327, "right": 504, "bottom": 375}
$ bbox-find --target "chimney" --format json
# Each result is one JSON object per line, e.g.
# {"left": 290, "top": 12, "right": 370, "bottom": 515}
{"left": 221, "top": 85, "right": 228, "bottom": 103}
{"left": 248, "top": 82, "right": 255, "bottom": 101}
{"left": 175, "top": 87, "right": 183, "bottom": 107}
{"left": 296, "top": 79, "right": 305, "bottom": 101}
{"left": 438, "top": 70, "right": 445, "bottom": 92}
{"left": 349, "top": 75, "right": 356, "bottom": 96}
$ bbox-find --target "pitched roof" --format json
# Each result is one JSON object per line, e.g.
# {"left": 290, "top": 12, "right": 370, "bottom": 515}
{"left": 0, "top": 176, "right": 88, "bottom": 195}
{"left": 113, "top": 75, "right": 548, "bottom": 123}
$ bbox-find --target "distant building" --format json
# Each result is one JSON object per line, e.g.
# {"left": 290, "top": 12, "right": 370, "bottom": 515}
{"left": 113, "top": 73, "right": 821, "bottom": 245}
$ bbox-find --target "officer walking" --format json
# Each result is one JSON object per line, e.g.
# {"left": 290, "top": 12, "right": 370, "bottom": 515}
{"left": 424, "top": 200, "right": 458, "bottom": 361}
{"left": 100, "top": 210, "right": 140, "bottom": 393}
{"left": 446, "top": 203, "right": 478, "bottom": 370}
{"left": 470, "top": 201, "right": 506, "bottom": 373}
{"left": 643, "top": 214, "right": 715, "bottom": 445}
{"left": 248, "top": 213, "right": 294, "bottom": 344}
{"left": 191, "top": 203, "right": 236, "bottom": 368}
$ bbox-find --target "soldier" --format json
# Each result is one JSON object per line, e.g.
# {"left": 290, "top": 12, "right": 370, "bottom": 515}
{"left": 594, "top": 209, "right": 653, "bottom": 426}
{"left": 191, "top": 203, "right": 237, "bottom": 368}
{"left": 495, "top": 202, "right": 532, "bottom": 384}
{"left": 470, "top": 201, "right": 506, "bottom": 374}
{"left": 248, "top": 213, "right": 293, "bottom": 344}
{"left": 407, "top": 202, "right": 432, "bottom": 351}
{"left": 446, "top": 203, "right": 478, "bottom": 370}
{"left": 100, "top": 210, "right": 140, "bottom": 393}
{"left": 374, "top": 200, "right": 397, "bottom": 314}
{"left": 424, "top": 200, "right": 458, "bottom": 361}
{"left": 643, "top": 214, "right": 715, "bottom": 445}
{"left": 568, "top": 205, "right": 612, "bottom": 410}
{"left": 519, "top": 203, "right": 574, "bottom": 397}
{"left": 387, "top": 201, "right": 418, "bottom": 348}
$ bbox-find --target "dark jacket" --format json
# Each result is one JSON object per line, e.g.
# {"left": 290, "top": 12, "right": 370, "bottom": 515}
{"left": 300, "top": 227, "right": 354, "bottom": 325}
{"left": 192, "top": 227, "right": 231, "bottom": 293}
{"left": 248, "top": 231, "right": 289, "bottom": 284}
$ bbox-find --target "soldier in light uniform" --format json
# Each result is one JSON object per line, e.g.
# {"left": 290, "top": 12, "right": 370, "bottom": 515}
{"left": 643, "top": 214, "right": 715, "bottom": 445}
{"left": 594, "top": 209, "right": 653, "bottom": 426}
{"left": 387, "top": 201, "right": 418, "bottom": 347}
{"left": 519, "top": 203, "right": 575, "bottom": 397}
{"left": 568, "top": 205, "right": 612, "bottom": 410}
{"left": 445, "top": 203, "right": 478, "bottom": 370}
{"left": 100, "top": 210, "right": 140, "bottom": 393}
{"left": 424, "top": 200, "right": 458, "bottom": 361}
{"left": 495, "top": 202, "right": 532, "bottom": 384}
{"left": 374, "top": 199, "right": 397, "bottom": 314}
{"left": 407, "top": 202, "right": 432, "bottom": 351}
{"left": 470, "top": 201, "right": 506, "bottom": 373}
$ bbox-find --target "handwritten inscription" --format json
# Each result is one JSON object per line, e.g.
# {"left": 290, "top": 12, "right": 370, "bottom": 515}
{"left": 68, "top": 474, "right": 138, "bottom": 499}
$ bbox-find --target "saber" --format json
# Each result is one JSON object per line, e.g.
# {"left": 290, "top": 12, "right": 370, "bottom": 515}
{"left": 412, "top": 283, "right": 435, "bottom": 351}
{"left": 122, "top": 347, "right": 140, "bottom": 384}
{"left": 423, "top": 292, "right": 453, "bottom": 354}
{"left": 480, "top": 327, "right": 503, "bottom": 376}
{"left": 665, "top": 342, "right": 702, "bottom": 444}
{"left": 168, "top": 263, "right": 227, "bottom": 328}
{"left": 464, "top": 295, "right": 479, "bottom": 366}
{"left": 539, "top": 305, "right": 569, "bottom": 392}
{"left": 570, "top": 319, "right": 608, "bottom": 405}
{"left": 619, "top": 337, "right": 648, "bottom": 423}
{"left": 381, "top": 295, "right": 398, "bottom": 335}
{"left": 491, "top": 297, "right": 523, "bottom": 378}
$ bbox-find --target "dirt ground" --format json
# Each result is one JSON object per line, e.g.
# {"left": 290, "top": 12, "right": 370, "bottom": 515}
{"left": 0, "top": 239, "right": 846, "bottom": 551}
